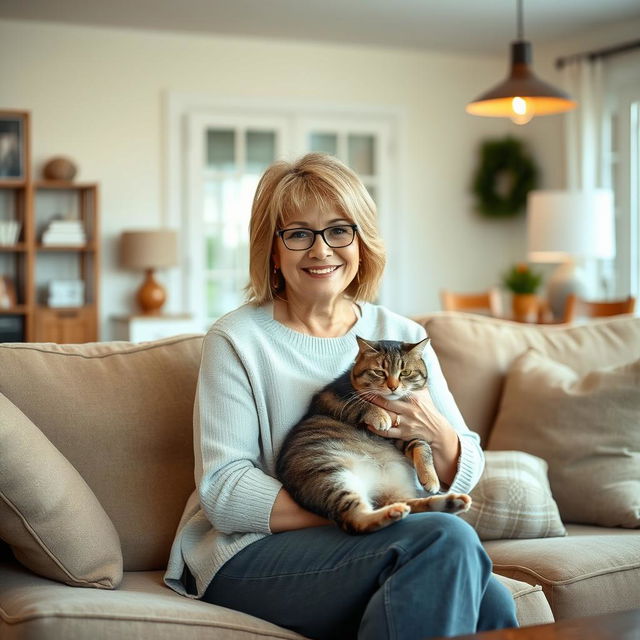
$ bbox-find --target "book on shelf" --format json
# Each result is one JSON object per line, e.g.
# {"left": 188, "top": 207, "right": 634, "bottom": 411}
{"left": 42, "top": 233, "right": 86, "bottom": 246}
{"left": 48, "top": 220, "right": 84, "bottom": 229}
{"left": 0, "top": 221, "right": 21, "bottom": 245}
{"left": 41, "top": 219, "right": 87, "bottom": 245}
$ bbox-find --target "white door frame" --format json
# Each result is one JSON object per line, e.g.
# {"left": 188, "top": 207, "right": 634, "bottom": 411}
{"left": 164, "top": 92, "right": 408, "bottom": 317}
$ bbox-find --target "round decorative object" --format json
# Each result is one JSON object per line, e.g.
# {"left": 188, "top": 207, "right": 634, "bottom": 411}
{"left": 43, "top": 156, "right": 78, "bottom": 181}
{"left": 137, "top": 269, "right": 167, "bottom": 314}
{"left": 472, "top": 137, "right": 538, "bottom": 218}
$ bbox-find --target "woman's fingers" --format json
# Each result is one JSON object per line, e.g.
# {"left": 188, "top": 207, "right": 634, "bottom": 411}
{"left": 367, "top": 423, "right": 402, "bottom": 439}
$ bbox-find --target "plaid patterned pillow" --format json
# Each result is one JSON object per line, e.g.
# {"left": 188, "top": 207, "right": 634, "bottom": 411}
{"left": 460, "top": 450, "right": 566, "bottom": 540}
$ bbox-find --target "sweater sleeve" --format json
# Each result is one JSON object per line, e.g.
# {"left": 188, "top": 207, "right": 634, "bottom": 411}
{"left": 422, "top": 340, "right": 485, "bottom": 494}
{"left": 194, "top": 330, "right": 282, "bottom": 536}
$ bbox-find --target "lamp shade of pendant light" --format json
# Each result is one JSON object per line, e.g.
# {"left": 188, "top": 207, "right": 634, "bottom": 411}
{"left": 466, "top": 1, "right": 577, "bottom": 124}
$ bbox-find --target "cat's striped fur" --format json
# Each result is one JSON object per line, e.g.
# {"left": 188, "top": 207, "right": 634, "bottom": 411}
{"left": 276, "top": 337, "right": 471, "bottom": 534}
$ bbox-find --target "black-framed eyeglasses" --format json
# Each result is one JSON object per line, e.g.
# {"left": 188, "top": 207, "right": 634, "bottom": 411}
{"left": 275, "top": 224, "right": 358, "bottom": 251}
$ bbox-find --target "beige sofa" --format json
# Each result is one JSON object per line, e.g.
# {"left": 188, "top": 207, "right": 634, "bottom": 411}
{"left": 1, "top": 311, "right": 638, "bottom": 638}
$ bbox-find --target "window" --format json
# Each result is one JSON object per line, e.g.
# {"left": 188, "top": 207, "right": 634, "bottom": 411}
{"left": 606, "top": 58, "right": 640, "bottom": 300}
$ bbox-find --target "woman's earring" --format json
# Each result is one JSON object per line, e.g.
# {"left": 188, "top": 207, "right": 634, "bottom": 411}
{"left": 271, "top": 266, "right": 282, "bottom": 291}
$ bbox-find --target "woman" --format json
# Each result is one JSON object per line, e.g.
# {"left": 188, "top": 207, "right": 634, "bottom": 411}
{"left": 164, "top": 153, "right": 518, "bottom": 639}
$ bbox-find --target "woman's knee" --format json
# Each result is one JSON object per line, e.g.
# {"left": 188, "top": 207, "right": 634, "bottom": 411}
{"left": 397, "top": 512, "right": 481, "bottom": 548}
{"left": 388, "top": 512, "right": 490, "bottom": 570}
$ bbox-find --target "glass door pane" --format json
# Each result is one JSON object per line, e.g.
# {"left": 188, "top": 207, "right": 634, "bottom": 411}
{"left": 246, "top": 130, "right": 276, "bottom": 173}
{"left": 206, "top": 129, "right": 235, "bottom": 170}
{"left": 309, "top": 132, "right": 338, "bottom": 156}
{"left": 348, "top": 134, "right": 375, "bottom": 176}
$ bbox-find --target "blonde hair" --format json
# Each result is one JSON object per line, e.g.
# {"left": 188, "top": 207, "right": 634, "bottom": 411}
{"left": 245, "top": 153, "right": 386, "bottom": 305}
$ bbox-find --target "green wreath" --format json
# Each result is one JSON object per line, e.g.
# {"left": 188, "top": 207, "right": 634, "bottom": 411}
{"left": 471, "top": 137, "right": 539, "bottom": 218}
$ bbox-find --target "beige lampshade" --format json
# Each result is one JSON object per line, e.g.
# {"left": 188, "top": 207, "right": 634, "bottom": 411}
{"left": 120, "top": 229, "right": 178, "bottom": 270}
{"left": 527, "top": 190, "right": 615, "bottom": 262}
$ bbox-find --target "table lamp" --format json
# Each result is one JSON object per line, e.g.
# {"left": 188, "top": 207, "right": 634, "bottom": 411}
{"left": 527, "top": 190, "right": 615, "bottom": 319}
{"left": 120, "top": 229, "right": 178, "bottom": 314}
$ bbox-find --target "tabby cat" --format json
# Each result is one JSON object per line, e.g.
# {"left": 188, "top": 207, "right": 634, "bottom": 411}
{"left": 276, "top": 336, "right": 471, "bottom": 534}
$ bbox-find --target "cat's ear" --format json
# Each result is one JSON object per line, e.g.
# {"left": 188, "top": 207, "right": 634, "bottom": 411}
{"left": 355, "top": 336, "right": 380, "bottom": 354}
{"left": 406, "top": 337, "right": 430, "bottom": 356}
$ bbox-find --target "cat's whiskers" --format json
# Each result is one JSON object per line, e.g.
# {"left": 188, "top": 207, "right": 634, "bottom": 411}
{"left": 339, "top": 391, "right": 369, "bottom": 420}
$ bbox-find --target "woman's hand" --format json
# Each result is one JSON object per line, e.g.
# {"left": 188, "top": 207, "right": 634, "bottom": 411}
{"left": 366, "top": 388, "right": 461, "bottom": 487}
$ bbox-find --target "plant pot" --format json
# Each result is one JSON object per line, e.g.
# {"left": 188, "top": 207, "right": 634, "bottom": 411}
{"left": 512, "top": 293, "right": 539, "bottom": 323}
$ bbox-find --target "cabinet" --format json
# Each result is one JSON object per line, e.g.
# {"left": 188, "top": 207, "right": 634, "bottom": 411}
{"left": 35, "top": 307, "right": 97, "bottom": 343}
{"left": 0, "top": 110, "right": 100, "bottom": 342}
{"left": 112, "top": 314, "right": 202, "bottom": 343}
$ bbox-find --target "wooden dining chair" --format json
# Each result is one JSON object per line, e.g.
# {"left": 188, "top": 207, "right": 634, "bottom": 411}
{"left": 440, "top": 288, "right": 503, "bottom": 317}
{"left": 562, "top": 294, "right": 636, "bottom": 323}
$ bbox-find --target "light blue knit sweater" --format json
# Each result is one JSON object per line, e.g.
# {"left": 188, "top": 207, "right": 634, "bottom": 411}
{"left": 164, "top": 302, "right": 484, "bottom": 599}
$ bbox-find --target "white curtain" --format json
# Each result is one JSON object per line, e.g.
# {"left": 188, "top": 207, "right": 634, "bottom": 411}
{"left": 561, "top": 57, "right": 613, "bottom": 297}
{"left": 561, "top": 57, "right": 606, "bottom": 190}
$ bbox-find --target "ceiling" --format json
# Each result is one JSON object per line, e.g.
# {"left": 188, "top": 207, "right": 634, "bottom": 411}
{"left": 1, "top": 0, "right": 640, "bottom": 55}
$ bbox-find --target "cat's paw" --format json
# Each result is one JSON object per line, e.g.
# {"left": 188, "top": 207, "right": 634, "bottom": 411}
{"left": 384, "top": 502, "right": 411, "bottom": 521}
{"left": 444, "top": 493, "right": 472, "bottom": 514}
{"left": 421, "top": 477, "right": 441, "bottom": 495}
{"left": 364, "top": 407, "right": 393, "bottom": 432}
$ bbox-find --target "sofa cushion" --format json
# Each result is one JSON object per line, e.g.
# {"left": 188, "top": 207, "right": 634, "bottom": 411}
{"left": 0, "top": 562, "right": 305, "bottom": 640}
{"left": 0, "top": 335, "right": 204, "bottom": 572}
{"left": 0, "top": 393, "right": 122, "bottom": 589}
{"left": 0, "top": 561, "right": 553, "bottom": 638}
{"left": 494, "top": 573, "right": 554, "bottom": 627}
{"left": 488, "top": 350, "right": 640, "bottom": 528}
{"left": 484, "top": 524, "right": 640, "bottom": 620}
{"left": 460, "top": 450, "right": 566, "bottom": 540}
{"left": 414, "top": 312, "right": 640, "bottom": 444}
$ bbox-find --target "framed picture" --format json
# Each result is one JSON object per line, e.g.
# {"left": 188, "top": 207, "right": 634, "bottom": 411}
{"left": 0, "top": 112, "right": 27, "bottom": 181}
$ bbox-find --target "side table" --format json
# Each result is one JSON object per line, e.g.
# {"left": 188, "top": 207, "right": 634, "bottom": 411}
{"left": 111, "top": 314, "right": 203, "bottom": 342}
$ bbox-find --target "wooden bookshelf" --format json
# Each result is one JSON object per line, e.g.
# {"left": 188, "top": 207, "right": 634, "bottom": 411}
{"left": 0, "top": 110, "right": 100, "bottom": 342}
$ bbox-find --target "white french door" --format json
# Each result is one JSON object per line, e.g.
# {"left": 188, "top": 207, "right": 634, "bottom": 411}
{"left": 186, "top": 113, "right": 289, "bottom": 327}
{"left": 295, "top": 115, "right": 397, "bottom": 310}
{"left": 170, "top": 97, "right": 400, "bottom": 330}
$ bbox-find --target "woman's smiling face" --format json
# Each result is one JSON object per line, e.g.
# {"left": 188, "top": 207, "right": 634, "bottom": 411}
{"left": 273, "top": 208, "right": 360, "bottom": 306}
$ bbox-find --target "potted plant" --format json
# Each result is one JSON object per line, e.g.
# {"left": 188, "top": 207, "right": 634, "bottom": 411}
{"left": 502, "top": 263, "right": 543, "bottom": 322}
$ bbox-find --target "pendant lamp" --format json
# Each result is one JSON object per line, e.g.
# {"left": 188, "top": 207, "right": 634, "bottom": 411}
{"left": 466, "top": 0, "right": 577, "bottom": 125}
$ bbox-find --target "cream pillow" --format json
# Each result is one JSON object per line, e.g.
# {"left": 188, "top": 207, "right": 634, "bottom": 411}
{"left": 0, "top": 392, "right": 123, "bottom": 588}
{"left": 489, "top": 350, "right": 640, "bottom": 528}
{"left": 460, "top": 450, "right": 566, "bottom": 540}
{"left": 0, "top": 335, "right": 203, "bottom": 572}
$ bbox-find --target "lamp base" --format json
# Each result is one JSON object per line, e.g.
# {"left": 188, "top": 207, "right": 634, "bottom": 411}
{"left": 137, "top": 269, "right": 166, "bottom": 315}
{"left": 546, "top": 261, "right": 586, "bottom": 320}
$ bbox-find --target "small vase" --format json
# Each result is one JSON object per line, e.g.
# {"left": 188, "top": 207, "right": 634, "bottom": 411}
{"left": 512, "top": 294, "right": 539, "bottom": 323}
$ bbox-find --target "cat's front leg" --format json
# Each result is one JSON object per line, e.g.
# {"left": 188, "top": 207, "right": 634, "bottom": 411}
{"left": 362, "top": 406, "right": 394, "bottom": 432}
{"left": 404, "top": 439, "right": 440, "bottom": 494}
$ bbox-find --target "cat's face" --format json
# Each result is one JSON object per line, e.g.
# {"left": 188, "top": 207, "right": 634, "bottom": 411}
{"left": 351, "top": 337, "right": 430, "bottom": 400}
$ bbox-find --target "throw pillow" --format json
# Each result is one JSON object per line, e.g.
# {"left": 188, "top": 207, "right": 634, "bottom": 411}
{"left": 460, "top": 450, "right": 566, "bottom": 540}
{"left": 415, "top": 313, "right": 640, "bottom": 445}
{"left": 488, "top": 350, "right": 640, "bottom": 528}
{"left": 0, "top": 392, "right": 123, "bottom": 588}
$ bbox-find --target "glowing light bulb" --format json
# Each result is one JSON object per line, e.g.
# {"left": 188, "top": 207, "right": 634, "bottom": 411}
{"left": 510, "top": 97, "right": 535, "bottom": 125}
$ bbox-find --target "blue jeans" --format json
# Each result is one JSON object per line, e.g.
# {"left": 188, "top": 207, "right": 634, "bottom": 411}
{"left": 199, "top": 513, "right": 518, "bottom": 640}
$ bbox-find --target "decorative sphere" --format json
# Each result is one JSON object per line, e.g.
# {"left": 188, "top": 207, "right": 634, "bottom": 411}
{"left": 43, "top": 157, "right": 78, "bottom": 181}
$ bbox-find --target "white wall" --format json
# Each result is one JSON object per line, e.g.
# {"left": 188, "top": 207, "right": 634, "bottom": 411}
{"left": 4, "top": 18, "right": 634, "bottom": 339}
{"left": 0, "top": 18, "right": 525, "bottom": 338}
